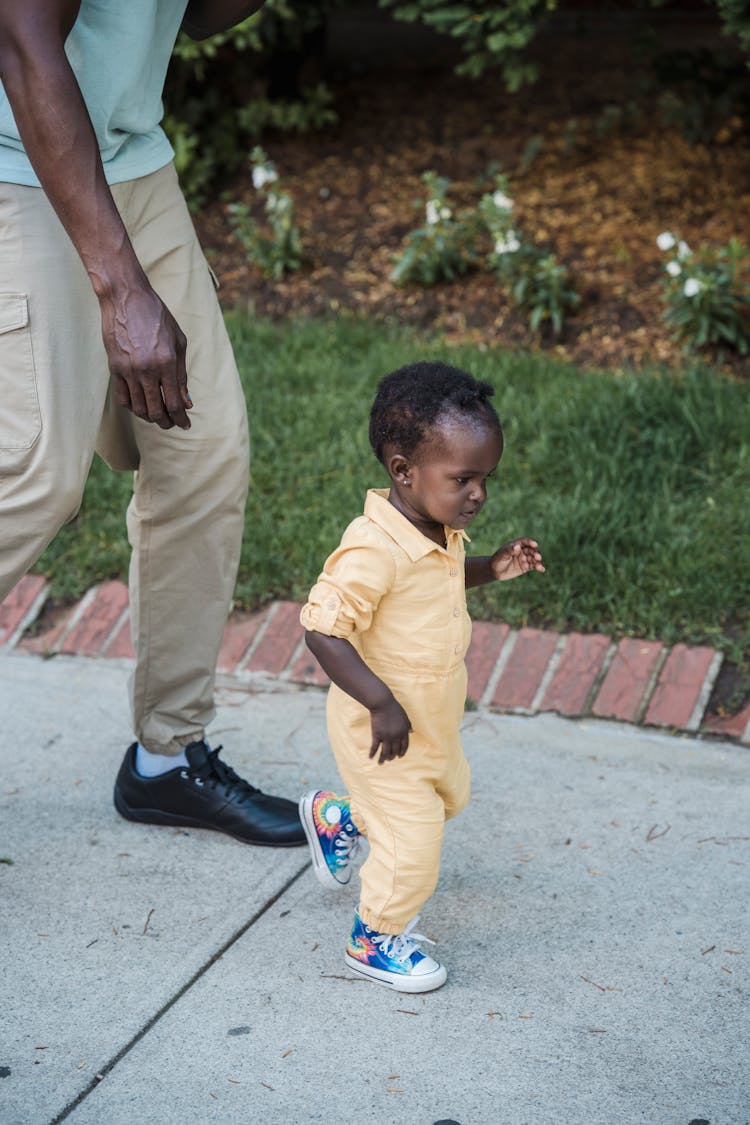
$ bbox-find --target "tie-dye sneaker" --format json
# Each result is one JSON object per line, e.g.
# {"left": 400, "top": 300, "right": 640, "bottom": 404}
{"left": 299, "top": 791, "right": 360, "bottom": 889}
{"left": 345, "top": 911, "right": 447, "bottom": 992}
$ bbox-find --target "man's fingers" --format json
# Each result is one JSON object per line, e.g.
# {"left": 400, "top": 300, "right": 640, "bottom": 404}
{"left": 161, "top": 377, "right": 191, "bottom": 429}
{"left": 141, "top": 377, "right": 175, "bottom": 429}
{"left": 177, "top": 337, "right": 193, "bottom": 410}
{"left": 167, "top": 336, "right": 193, "bottom": 425}
{"left": 123, "top": 367, "right": 190, "bottom": 430}
{"left": 112, "top": 374, "right": 132, "bottom": 412}
{"left": 126, "top": 380, "right": 157, "bottom": 426}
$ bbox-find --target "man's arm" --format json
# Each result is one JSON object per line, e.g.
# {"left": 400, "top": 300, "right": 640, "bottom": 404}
{"left": 0, "top": 0, "right": 191, "bottom": 429}
{"left": 182, "top": 1, "right": 265, "bottom": 40}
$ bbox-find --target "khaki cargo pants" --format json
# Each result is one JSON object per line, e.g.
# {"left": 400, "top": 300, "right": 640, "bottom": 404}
{"left": 0, "top": 162, "right": 250, "bottom": 754}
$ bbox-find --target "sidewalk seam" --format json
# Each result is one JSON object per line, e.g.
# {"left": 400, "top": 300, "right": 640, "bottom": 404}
{"left": 49, "top": 863, "right": 310, "bottom": 1124}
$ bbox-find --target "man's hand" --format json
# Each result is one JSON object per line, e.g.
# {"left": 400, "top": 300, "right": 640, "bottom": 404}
{"left": 490, "top": 538, "right": 545, "bottom": 581}
{"left": 369, "top": 697, "right": 412, "bottom": 765}
{"left": 101, "top": 284, "right": 192, "bottom": 430}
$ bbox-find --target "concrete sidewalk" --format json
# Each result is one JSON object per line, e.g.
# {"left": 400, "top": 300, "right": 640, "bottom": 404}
{"left": 1, "top": 650, "right": 748, "bottom": 1125}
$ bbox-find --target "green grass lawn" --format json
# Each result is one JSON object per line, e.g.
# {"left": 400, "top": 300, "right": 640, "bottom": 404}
{"left": 35, "top": 315, "right": 750, "bottom": 660}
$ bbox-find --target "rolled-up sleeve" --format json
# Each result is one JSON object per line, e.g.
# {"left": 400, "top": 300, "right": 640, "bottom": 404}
{"left": 300, "top": 524, "right": 396, "bottom": 639}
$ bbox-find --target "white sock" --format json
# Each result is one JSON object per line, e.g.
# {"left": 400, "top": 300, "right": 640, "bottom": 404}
{"left": 135, "top": 742, "right": 190, "bottom": 778}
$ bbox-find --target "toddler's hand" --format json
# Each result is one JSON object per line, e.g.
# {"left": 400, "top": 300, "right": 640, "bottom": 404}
{"left": 491, "top": 538, "right": 545, "bottom": 581}
{"left": 369, "top": 697, "right": 412, "bottom": 765}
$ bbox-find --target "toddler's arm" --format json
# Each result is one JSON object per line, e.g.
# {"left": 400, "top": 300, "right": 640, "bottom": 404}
{"left": 304, "top": 631, "right": 412, "bottom": 765}
{"left": 465, "top": 538, "right": 545, "bottom": 589}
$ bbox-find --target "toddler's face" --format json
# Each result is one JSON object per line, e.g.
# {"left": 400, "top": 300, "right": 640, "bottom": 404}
{"left": 391, "top": 416, "right": 503, "bottom": 534}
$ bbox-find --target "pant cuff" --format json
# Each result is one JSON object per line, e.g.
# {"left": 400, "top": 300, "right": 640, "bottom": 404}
{"left": 357, "top": 904, "right": 414, "bottom": 935}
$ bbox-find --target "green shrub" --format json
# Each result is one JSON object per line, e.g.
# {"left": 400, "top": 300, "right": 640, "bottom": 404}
{"left": 228, "top": 147, "right": 303, "bottom": 278}
{"left": 390, "top": 172, "right": 476, "bottom": 285}
{"left": 480, "top": 176, "right": 579, "bottom": 335}
{"left": 657, "top": 231, "right": 750, "bottom": 354}
{"left": 164, "top": 5, "right": 339, "bottom": 206}
{"left": 379, "top": 0, "right": 556, "bottom": 88}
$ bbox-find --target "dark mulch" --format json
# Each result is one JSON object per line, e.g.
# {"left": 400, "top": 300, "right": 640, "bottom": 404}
{"left": 195, "top": 40, "right": 750, "bottom": 377}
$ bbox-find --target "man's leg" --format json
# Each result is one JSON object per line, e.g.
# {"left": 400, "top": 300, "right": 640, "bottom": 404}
{"left": 0, "top": 182, "right": 112, "bottom": 599}
{"left": 103, "top": 165, "right": 304, "bottom": 846}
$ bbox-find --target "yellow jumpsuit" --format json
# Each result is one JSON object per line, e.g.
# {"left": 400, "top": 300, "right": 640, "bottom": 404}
{"left": 300, "top": 488, "right": 472, "bottom": 933}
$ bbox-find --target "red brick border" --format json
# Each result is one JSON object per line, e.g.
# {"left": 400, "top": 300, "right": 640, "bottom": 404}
{"left": 539, "top": 632, "right": 611, "bottom": 717}
{"left": 0, "top": 575, "right": 46, "bottom": 645}
{"left": 591, "top": 638, "right": 665, "bottom": 723}
{"left": 1, "top": 580, "right": 745, "bottom": 745}
{"left": 644, "top": 644, "right": 720, "bottom": 731}
{"left": 491, "top": 628, "right": 559, "bottom": 711}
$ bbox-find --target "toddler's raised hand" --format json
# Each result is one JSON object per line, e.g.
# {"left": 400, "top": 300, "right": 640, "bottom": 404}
{"left": 490, "top": 538, "right": 545, "bottom": 581}
{"left": 369, "top": 697, "right": 412, "bottom": 765}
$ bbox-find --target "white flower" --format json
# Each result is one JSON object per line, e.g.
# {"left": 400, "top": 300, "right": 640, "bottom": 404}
{"left": 666, "top": 260, "right": 681, "bottom": 277}
{"left": 439, "top": 206, "right": 452, "bottom": 220}
{"left": 683, "top": 277, "right": 703, "bottom": 297}
{"left": 494, "top": 232, "right": 521, "bottom": 254}
{"left": 425, "top": 200, "right": 440, "bottom": 225}
{"left": 252, "top": 165, "right": 278, "bottom": 190}
{"left": 493, "top": 190, "right": 514, "bottom": 211}
{"left": 656, "top": 231, "right": 676, "bottom": 251}
{"left": 677, "top": 239, "right": 692, "bottom": 259}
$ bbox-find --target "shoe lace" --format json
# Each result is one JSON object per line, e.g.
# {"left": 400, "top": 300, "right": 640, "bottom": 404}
{"left": 187, "top": 745, "right": 260, "bottom": 797}
{"left": 332, "top": 821, "right": 360, "bottom": 869}
{"left": 372, "top": 915, "right": 435, "bottom": 964}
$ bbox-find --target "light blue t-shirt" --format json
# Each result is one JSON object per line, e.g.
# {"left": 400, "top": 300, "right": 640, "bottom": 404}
{"left": 0, "top": 0, "right": 189, "bottom": 186}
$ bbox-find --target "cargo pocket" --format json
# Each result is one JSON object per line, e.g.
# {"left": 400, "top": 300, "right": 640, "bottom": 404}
{"left": 0, "top": 294, "right": 42, "bottom": 473}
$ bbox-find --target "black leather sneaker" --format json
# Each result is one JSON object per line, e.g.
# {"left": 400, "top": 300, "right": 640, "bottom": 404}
{"left": 113, "top": 741, "right": 306, "bottom": 847}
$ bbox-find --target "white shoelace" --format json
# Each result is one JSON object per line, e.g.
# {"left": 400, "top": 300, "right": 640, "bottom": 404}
{"left": 333, "top": 824, "right": 361, "bottom": 868}
{"left": 372, "top": 915, "right": 435, "bottom": 964}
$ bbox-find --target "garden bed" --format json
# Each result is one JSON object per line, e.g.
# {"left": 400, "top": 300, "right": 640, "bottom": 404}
{"left": 195, "top": 45, "right": 750, "bottom": 375}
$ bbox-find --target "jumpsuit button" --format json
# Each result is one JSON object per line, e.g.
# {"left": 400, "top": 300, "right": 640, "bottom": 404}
{"left": 326, "top": 599, "right": 337, "bottom": 609}
{"left": 450, "top": 567, "right": 458, "bottom": 577}
{"left": 453, "top": 608, "right": 461, "bottom": 617}
{"left": 454, "top": 644, "right": 462, "bottom": 654}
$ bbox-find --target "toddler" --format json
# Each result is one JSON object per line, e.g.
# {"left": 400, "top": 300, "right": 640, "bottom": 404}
{"left": 299, "top": 361, "right": 544, "bottom": 992}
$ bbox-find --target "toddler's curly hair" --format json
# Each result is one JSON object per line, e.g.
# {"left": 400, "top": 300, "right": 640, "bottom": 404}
{"left": 369, "top": 360, "right": 502, "bottom": 465}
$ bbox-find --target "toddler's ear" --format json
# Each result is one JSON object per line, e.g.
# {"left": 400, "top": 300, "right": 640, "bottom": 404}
{"left": 387, "top": 451, "right": 412, "bottom": 485}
